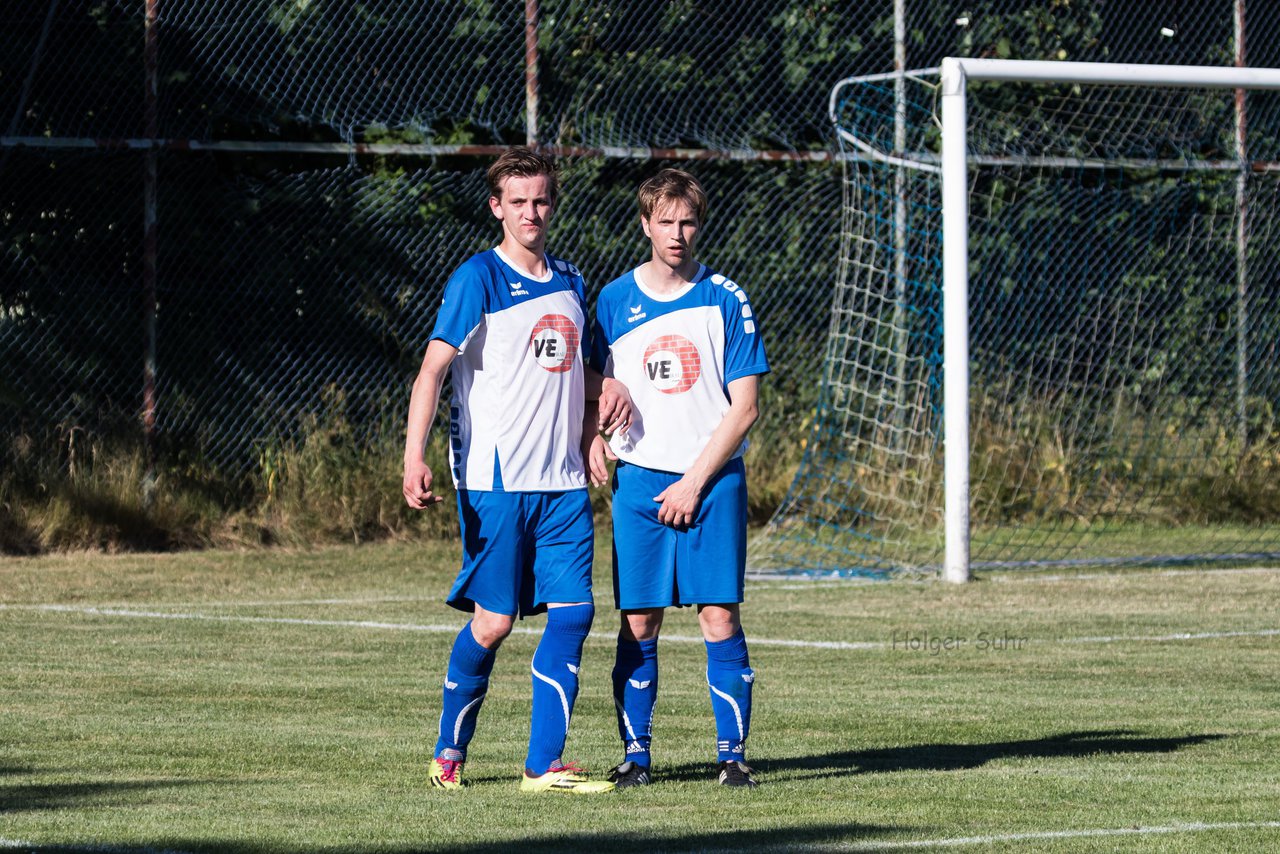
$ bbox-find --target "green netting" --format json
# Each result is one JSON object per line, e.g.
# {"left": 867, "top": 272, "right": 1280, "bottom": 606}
{"left": 751, "top": 70, "right": 1280, "bottom": 576}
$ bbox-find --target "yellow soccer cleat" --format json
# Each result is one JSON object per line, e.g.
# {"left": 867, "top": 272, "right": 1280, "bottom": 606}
{"left": 519, "top": 760, "right": 615, "bottom": 794}
{"left": 429, "top": 756, "right": 465, "bottom": 790}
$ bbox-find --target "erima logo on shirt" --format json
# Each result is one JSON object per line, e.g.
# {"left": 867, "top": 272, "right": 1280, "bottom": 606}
{"left": 530, "top": 313, "right": 580, "bottom": 373}
{"left": 627, "top": 304, "right": 647, "bottom": 324}
{"left": 643, "top": 334, "right": 701, "bottom": 394}
{"left": 508, "top": 281, "right": 530, "bottom": 297}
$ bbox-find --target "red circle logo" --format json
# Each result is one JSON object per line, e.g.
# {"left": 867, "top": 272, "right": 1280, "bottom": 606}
{"left": 530, "top": 314, "right": 579, "bottom": 373}
{"left": 642, "top": 334, "right": 701, "bottom": 394}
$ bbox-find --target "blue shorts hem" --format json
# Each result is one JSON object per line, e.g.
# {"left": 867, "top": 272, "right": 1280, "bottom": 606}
{"left": 610, "top": 459, "right": 747, "bottom": 611}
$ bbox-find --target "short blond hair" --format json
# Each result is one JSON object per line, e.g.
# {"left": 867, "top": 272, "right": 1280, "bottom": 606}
{"left": 486, "top": 146, "right": 559, "bottom": 204}
{"left": 637, "top": 168, "right": 707, "bottom": 224}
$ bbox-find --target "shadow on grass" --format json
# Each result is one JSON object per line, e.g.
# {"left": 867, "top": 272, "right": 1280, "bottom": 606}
{"left": 8, "top": 823, "right": 909, "bottom": 853}
{"left": 658, "top": 729, "right": 1224, "bottom": 783}
{"left": 0, "top": 778, "right": 204, "bottom": 814}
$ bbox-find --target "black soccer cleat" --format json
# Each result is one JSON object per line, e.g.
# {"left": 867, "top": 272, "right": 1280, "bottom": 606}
{"left": 607, "top": 760, "right": 651, "bottom": 788}
{"left": 717, "top": 760, "right": 758, "bottom": 788}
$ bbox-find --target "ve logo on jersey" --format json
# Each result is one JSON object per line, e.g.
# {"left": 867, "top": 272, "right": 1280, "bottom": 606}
{"left": 642, "top": 334, "right": 701, "bottom": 394}
{"left": 529, "top": 313, "right": 579, "bottom": 373}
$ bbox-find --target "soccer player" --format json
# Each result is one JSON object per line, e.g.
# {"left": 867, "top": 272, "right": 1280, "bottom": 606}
{"left": 403, "top": 146, "right": 629, "bottom": 795}
{"left": 588, "top": 168, "right": 769, "bottom": 788}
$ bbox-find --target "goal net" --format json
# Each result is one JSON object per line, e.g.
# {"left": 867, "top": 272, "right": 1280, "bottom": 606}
{"left": 749, "top": 60, "right": 1280, "bottom": 578}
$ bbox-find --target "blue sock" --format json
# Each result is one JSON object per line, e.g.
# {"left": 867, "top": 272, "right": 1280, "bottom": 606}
{"left": 526, "top": 604, "right": 594, "bottom": 775}
{"left": 612, "top": 638, "right": 659, "bottom": 768}
{"left": 705, "top": 630, "right": 754, "bottom": 763}
{"left": 434, "top": 622, "right": 497, "bottom": 761}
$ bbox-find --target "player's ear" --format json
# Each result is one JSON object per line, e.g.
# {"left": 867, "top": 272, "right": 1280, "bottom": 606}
{"left": 488, "top": 195, "right": 503, "bottom": 219}
{"left": 640, "top": 215, "right": 651, "bottom": 238}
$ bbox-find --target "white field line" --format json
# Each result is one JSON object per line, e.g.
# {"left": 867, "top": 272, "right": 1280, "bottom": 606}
{"left": 5, "top": 822, "right": 1279, "bottom": 853}
{"left": 3, "top": 603, "right": 1277, "bottom": 651}
{"left": 158, "top": 595, "right": 441, "bottom": 608}
{"left": 0, "top": 604, "right": 540, "bottom": 638}
{"left": 1063, "top": 628, "right": 1280, "bottom": 644}
{"left": 751, "top": 565, "right": 1280, "bottom": 590}
{"left": 984, "top": 566, "right": 1280, "bottom": 584}
{"left": 822, "top": 820, "right": 1280, "bottom": 851}
{"left": 42, "top": 566, "right": 1280, "bottom": 610}
{"left": 0, "top": 840, "right": 196, "bottom": 854}
{"left": 0, "top": 604, "right": 876, "bottom": 649}
{"left": 748, "top": 577, "right": 886, "bottom": 589}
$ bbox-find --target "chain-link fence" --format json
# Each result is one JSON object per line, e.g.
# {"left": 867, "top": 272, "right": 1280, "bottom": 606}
{"left": 4, "top": 1, "right": 1277, "bottom": 538}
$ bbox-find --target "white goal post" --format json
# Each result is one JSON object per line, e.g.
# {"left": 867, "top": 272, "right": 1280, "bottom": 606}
{"left": 938, "top": 59, "right": 1280, "bottom": 582}
{"left": 773, "top": 59, "right": 1280, "bottom": 583}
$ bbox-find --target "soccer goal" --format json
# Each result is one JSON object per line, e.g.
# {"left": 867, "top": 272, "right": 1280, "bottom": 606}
{"left": 749, "top": 59, "right": 1280, "bottom": 581}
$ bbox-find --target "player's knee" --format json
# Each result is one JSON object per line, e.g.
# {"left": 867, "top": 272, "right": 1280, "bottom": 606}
{"left": 620, "top": 608, "right": 663, "bottom": 642}
{"left": 697, "top": 604, "right": 740, "bottom": 642}
{"left": 470, "top": 611, "right": 515, "bottom": 648}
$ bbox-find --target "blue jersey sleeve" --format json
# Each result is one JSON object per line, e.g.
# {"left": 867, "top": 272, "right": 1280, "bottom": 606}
{"left": 430, "top": 258, "right": 488, "bottom": 351}
{"left": 588, "top": 315, "right": 610, "bottom": 375}
{"left": 588, "top": 285, "right": 617, "bottom": 375}
{"left": 720, "top": 280, "right": 770, "bottom": 385}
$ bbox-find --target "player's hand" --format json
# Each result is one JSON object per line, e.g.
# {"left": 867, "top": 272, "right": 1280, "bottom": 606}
{"left": 654, "top": 476, "right": 703, "bottom": 528}
{"left": 587, "top": 434, "right": 615, "bottom": 487}
{"left": 403, "top": 460, "right": 444, "bottom": 509}
{"left": 597, "top": 378, "right": 633, "bottom": 437}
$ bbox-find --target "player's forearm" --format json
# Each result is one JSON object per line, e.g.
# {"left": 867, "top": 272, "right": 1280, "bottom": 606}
{"left": 683, "top": 395, "right": 760, "bottom": 492}
{"left": 584, "top": 367, "right": 604, "bottom": 401}
{"left": 405, "top": 340, "right": 459, "bottom": 465}
{"left": 403, "top": 366, "right": 446, "bottom": 465}
{"left": 582, "top": 399, "right": 600, "bottom": 442}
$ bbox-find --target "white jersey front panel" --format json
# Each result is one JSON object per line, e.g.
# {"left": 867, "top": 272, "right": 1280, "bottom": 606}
{"left": 431, "top": 249, "right": 587, "bottom": 492}
{"left": 590, "top": 266, "right": 769, "bottom": 474}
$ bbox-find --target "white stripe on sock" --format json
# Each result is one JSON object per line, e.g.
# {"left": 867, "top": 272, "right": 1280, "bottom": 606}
{"left": 707, "top": 677, "right": 745, "bottom": 740}
{"left": 531, "top": 664, "right": 571, "bottom": 730}
{"left": 614, "top": 697, "right": 638, "bottom": 740}
{"left": 451, "top": 694, "right": 485, "bottom": 745}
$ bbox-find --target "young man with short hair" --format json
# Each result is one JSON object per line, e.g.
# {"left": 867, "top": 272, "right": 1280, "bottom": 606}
{"left": 404, "top": 146, "right": 628, "bottom": 794}
{"left": 588, "top": 168, "right": 769, "bottom": 788}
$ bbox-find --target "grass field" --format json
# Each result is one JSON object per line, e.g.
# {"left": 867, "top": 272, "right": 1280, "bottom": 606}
{"left": 2, "top": 539, "right": 1278, "bottom": 852}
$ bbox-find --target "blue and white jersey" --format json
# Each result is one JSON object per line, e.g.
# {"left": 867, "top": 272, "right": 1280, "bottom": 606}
{"left": 590, "top": 264, "right": 769, "bottom": 474}
{"left": 431, "top": 247, "right": 588, "bottom": 492}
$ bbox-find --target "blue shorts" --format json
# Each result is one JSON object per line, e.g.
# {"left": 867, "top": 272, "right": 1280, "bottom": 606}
{"left": 448, "top": 488, "right": 594, "bottom": 619}
{"left": 610, "top": 458, "right": 748, "bottom": 610}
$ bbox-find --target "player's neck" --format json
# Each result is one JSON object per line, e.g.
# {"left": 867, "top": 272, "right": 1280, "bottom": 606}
{"left": 498, "top": 237, "right": 549, "bottom": 278}
{"left": 641, "top": 257, "right": 699, "bottom": 295}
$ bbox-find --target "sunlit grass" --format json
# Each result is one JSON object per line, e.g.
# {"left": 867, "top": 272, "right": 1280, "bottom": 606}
{"left": 2, "top": 543, "right": 1277, "bottom": 852}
